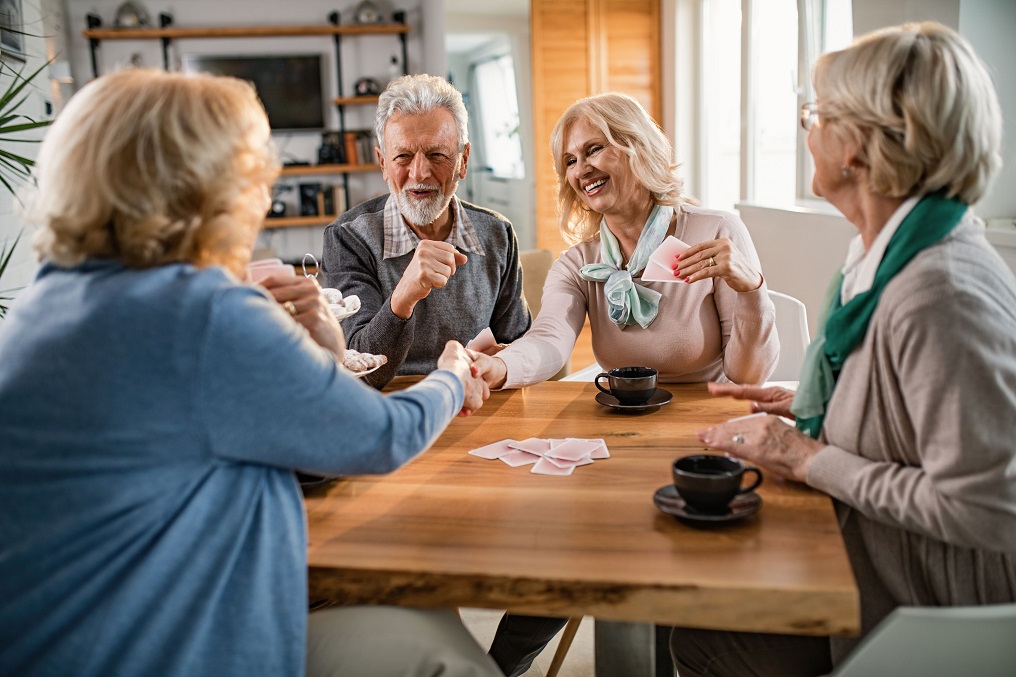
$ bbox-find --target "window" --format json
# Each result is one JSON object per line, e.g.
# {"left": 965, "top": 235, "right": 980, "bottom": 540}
{"left": 697, "top": 0, "right": 852, "bottom": 211}
{"left": 472, "top": 54, "right": 525, "bottom": 180}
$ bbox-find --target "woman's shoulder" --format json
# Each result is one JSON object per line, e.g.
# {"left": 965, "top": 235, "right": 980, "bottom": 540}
{"left": 681, "top": 204, "right": 749, "bottom": 236}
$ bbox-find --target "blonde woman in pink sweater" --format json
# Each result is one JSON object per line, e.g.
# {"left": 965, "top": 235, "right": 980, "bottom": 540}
{"left": 475, "top": 93, "right": 778, "bottom": 395}
{"left": 478, "top": 92, "right": 780, "bottom": 677}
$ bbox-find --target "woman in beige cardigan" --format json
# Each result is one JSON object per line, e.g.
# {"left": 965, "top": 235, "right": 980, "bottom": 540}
{"left": 673, "top": 22, "right": 1016, "bottom": 676}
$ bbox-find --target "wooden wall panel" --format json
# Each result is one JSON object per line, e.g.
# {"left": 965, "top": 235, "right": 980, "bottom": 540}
{"left": 531, "top": 0, "right": 661, "bottom": 255}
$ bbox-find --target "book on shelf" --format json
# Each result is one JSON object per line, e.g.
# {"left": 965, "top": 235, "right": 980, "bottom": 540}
{"left": 342, "top": 130, "right": 381, "bottom": 166}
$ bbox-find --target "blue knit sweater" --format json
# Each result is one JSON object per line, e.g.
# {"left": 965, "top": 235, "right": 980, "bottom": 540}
{"left": 0, "top": 260, "right": 463, "bottom": 676}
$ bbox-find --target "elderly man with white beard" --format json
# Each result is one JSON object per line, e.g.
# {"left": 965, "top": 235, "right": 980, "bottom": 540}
{"left": 323, "top": 74, "right": 532, "bottom": 388}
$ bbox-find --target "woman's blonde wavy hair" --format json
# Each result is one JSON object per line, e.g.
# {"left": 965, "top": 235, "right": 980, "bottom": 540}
{"left": 550, "top": 92, "right": 688, "bottom": 245}
{"left": 814, "top": 21, "right": 1002, "bottom": 205}
{"left": 28, "top": 68, "right": 280, "bottom": 277}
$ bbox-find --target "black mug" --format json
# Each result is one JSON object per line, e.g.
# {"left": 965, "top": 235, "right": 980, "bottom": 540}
{"left": 672, "top": 454, "right": 763, "bottom": 513}
{"left": 595, "top": 366, "right": 658, "bottom": 405}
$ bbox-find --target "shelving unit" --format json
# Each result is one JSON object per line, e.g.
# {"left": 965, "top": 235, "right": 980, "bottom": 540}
{"left": 82, "top": 11, "right": 409, "bottom": 229}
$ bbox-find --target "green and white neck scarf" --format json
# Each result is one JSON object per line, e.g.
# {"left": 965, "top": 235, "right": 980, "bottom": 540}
{"left": 792, "top": 193, "right": 968, "bottom": 438}
{"left": 579, "top": 204, "right": 673, "bottom": 329}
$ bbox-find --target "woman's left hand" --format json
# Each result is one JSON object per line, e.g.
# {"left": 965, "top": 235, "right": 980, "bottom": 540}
{"left": 697, "top": 414, "right": 823, "bottom": 483}
{"left": 261, "top": 273, "right": 346, "bottom": 359}
{"left": 675, "top": 238, "right": 763, "bottom": 292}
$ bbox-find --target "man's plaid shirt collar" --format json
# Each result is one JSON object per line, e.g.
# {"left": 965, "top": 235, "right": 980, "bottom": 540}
{"left": 383, "top": 194, "right": 485, "bottom": 260}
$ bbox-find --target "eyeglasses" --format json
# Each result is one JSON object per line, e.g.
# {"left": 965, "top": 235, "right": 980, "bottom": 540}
{"left": 800, "top": 102, "right": 819, "bottom": 131}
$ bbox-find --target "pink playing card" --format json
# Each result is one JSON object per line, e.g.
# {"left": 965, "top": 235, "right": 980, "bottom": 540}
{"left": 248, "top": 258, "right": 284, "bottom": 268}
{"left": 531, "top": 457, "right": 576, "bottom": 476}
{"left": 544, "top": 455, "right": 594, "bottom": 470}
{"left": 466, "top": 327, "right": 497, "bottom": 352}
{"left": 546, "top": 438, "right": 603, "bottom": 462}
{"left": 249, "top": 264, "right": 295, "bottom": 283}
{"left": 500, "top": 450, "right": 541, "bottom": 467}
{"left": 640, "top": 258, "right": 681, "bottom": 282}
{"left": 468, "top": 439, "right": 519, "bottom": 460}
{"left": 649, "top": 235, "right": 691, "bottom": 266}
{"left": 509, "top": 438, "right": 555, "bottom": 455}
{"left": 589, "top": 440, "right": 610, "bottom": 459}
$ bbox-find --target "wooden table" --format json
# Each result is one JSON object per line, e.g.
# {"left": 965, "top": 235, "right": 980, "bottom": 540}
{"left": 305, "top": 381, "right": 859, "bottom": 639}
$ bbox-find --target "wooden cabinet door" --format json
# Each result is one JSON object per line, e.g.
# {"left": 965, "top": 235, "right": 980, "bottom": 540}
{"left": 531, "top": 0, "right": 661, "bottom": 255}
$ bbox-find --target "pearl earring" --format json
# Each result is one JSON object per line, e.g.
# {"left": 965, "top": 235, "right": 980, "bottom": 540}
{"left": 840, "top": 165, "right": 855, "bottom": 178}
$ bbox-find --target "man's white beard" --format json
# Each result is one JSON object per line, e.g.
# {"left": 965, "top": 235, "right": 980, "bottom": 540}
{"left": 394, "top": 181, "right": 458, "bottom": 227}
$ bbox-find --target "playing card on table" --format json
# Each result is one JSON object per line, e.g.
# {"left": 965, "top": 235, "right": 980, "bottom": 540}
{"left": 543, "top": 455, "right": 594, "bottom": 470}
{"left": 248, "top": 263, "right": 295, "bottom": 283}
{"left": 531, "top": 457, "right": 576, "bottom": 476}
{"left": 509, "top": 438, "right": 557, "bottom": 455}
{"left": 500, "top": 449, "right": 542, "bottom": 467}
{"left": 468, "top": 439, "right": 519, "bottom": 460}
{"left": 546, "top": 438, "right": 603, "bottom": 462}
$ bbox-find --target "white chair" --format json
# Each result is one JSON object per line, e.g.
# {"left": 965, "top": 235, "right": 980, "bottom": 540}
{"left": 831, "top": 603, "right": 1016, "bottom": 677}
{"left": 767, "top": 290, "right": 810, "bottom": 383}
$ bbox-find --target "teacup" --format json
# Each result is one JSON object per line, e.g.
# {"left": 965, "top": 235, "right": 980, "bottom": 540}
{"left": 671, "top": 454, "right": 763, "bottom": 513}
{"left": 594, "top": 366, "right": 658, "bottom": 405}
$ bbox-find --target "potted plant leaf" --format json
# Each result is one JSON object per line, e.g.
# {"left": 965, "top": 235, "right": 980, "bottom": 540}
{"left": 0, "top": 59, "right": 53, "bottom": 317}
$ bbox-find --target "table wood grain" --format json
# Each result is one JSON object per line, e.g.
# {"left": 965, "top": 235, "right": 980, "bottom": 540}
{"left": 305, "top": 381, "right": 859, "bottom": 637}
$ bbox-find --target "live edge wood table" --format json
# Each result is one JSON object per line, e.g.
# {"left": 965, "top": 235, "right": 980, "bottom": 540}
{"left": 304, "top": 381, "right": 859, "bottom": 673}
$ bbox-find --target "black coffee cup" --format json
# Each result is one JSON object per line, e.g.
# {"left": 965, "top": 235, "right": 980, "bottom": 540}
{"left": 595, "top": 366, "right": 658, "bottom": 405}
{"left": 671, "top": 454, "right": 763, "bottom": 513}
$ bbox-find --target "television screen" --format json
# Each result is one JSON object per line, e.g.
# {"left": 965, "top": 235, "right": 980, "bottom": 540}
{"left": 181, "top": 54, "right": 326, "bottom": 131}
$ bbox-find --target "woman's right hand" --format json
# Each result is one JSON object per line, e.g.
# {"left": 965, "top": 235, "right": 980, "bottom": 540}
{"left": 707, "top": 382, "right": 796, "bottom": 418}
{"left": 436, "top": 341, "right": 490, "bottom": 416}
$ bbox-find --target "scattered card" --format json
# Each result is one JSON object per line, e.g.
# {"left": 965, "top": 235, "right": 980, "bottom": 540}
{"left": 544, "top": 455, "right": 594, "bottom": 470}
{"left": 546, "top": 438, "right": 603, "bottom": 462}
{"left": 499, "top": 450, "right": 541, "bottom": 467}
{"left": 468, "top": 439, "right": 519, "bottom": 460}
{"left": 531, "top": 457, "right": 576, "bottom": 476}
{"left": 509, "top": 438, "right": 557, "bottom": 455}
{"left": 588, "top": 440, "right": 610, "bottom": 459}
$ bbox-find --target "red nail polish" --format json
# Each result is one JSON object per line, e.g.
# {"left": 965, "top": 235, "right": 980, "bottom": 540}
{"left": 684, "top": 277, "right": 691, "bottom": 283}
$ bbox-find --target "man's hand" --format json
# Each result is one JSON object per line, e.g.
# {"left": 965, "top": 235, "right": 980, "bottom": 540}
{"left": 436, "top": 341, "right": 489, "bottom": 416}
{"left": 261, "top": 274, "right": 345, "bottom": 359}
{"left": 390, "top": 240, "right": 468, "bottom": 319}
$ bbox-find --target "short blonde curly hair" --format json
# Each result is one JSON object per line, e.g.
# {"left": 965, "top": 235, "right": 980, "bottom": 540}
{"left": 814, "top": 21, "right": 1002, "bottom": 205}
{"left": 28, "top": 68, "right": 280, "bottom": 276}
{"left": 550, "top": 93, "right": 688, "bottom": 245}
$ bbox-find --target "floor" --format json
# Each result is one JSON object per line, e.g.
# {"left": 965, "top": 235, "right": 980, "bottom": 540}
{"left": 461, "top": 609, "right": 595, "bottom": 677}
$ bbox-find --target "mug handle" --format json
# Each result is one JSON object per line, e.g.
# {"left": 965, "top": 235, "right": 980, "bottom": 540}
{"left": 738, "top": 466, "right": 763, "bottom": 494}
{"left": 594, "top": 373, "right": 612, "bottom": 395}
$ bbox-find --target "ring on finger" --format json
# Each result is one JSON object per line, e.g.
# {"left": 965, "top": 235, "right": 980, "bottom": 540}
{"left": 732, "top": 433, "right": 745, "bottom": 444}
{"left": 708, "top": 257, "right": 716, "bottom": 267}
{"left": 283, "top": 301, "right": 298, "bottom": 317}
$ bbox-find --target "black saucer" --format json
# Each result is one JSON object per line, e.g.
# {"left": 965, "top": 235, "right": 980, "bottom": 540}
{"left": 653, "top": 485, "right": 762, "bottom": 524}
{"left": 595, "top": 388, "right": 673, "bottom": 412}
{"left": 296, "top": 472, "right": 342, "bottom": 487}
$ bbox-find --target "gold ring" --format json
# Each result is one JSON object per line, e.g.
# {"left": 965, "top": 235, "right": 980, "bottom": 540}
{"left": 708, "top": 257, "right": 716, "bottom": 267}
{"left": 283, "top": 301, "right": 297, "bottom": 317}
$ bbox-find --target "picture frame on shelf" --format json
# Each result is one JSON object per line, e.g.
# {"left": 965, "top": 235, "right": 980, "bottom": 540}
{"left": 0, "top": 0, "right": 25, "bottom": 63}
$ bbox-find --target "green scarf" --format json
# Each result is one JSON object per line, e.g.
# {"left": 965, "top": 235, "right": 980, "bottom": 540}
{"left": 578, "top": 205, "right": 672, "bottom": 329}
{"left": 792, "top": 193, "right": 968, "bottom": 438}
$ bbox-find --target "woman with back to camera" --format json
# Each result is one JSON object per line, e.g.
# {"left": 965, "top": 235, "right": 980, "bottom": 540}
{"left": 0, "top": 68, "right": 500, "bottom": 677}
{"left": 672, "top": 22, "right": 1016, "bottom": 676}
{"left": 476, "top": 92, "right": 780, "bottom": 677}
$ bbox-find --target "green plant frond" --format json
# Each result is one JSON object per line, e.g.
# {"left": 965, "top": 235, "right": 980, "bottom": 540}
{"left": 0, "top": 173, "right": 16, "bottom": 195}
{"left": 0, "top": 124, "right": 52, "bottom": 136}
{"left": 0, "top": 94, "right": 31, "bottom": 119}
{"left": 0, "top": 61, "right": 52, "bottom": 112}
{"left": 0, "top": 148, "right": 36, "bottom": 168}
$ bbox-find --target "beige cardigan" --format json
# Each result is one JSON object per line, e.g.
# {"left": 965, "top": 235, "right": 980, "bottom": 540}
{"left": 807, "top": 220, "right": 1016, "bottom": 659}
{"left": 498, "top": 205, "right": 779, "bottom": 387}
